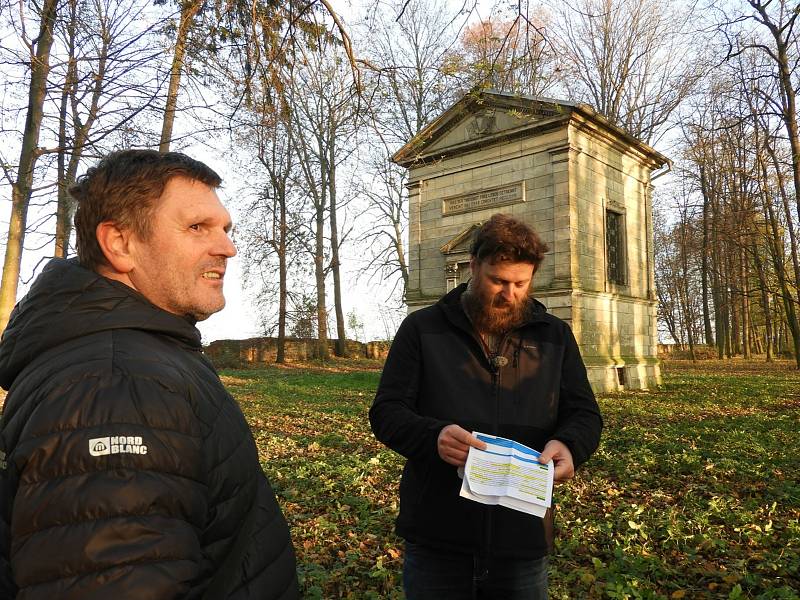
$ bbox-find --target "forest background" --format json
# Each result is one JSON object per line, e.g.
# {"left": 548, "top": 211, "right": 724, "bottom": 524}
{"left": 1, "top": 0, "right": 799, "bottom": 366}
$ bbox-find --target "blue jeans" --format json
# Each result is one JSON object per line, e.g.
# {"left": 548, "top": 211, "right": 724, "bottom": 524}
{"left": 403, "top": 541, "right": 549, "bottom": 600}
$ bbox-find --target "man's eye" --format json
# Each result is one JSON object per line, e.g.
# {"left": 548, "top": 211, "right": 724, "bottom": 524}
{"left": 189, "top": 224, "right": 201, "bottom": 231}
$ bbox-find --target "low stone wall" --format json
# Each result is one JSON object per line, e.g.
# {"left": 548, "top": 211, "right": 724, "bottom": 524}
{"left": 204, "top": 337, "right": 391, "bottom": 368}
{"left": 658, "top": 344, "right": 724, "bottom": 360}
{"left": 658, "top": 343, "right": 795, "bottom": 360}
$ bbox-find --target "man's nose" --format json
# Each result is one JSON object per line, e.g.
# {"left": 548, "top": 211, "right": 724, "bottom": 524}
{"left": 215, "top": 231, "right": 237, "bottom": 258}
{"left": 500, "top": 284, "right": 513, "bottom": 301}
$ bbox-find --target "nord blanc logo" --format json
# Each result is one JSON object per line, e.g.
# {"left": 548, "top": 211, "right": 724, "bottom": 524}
{"left": 89, "top": 436, "right": 148, "bottom": 457}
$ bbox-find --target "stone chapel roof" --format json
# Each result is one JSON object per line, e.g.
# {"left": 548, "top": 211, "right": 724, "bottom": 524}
{"left": 392, "top": 89, "right": 669, "bottom": 170}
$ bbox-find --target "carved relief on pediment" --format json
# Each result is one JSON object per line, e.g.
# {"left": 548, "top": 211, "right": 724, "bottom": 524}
{"left": 466, "top": 111, "right": 497, "bottom": 139}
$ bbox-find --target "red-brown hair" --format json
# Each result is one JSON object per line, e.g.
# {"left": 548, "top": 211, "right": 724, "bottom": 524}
{"left": 469, "top": 213, "right": 549, "bottom": 268}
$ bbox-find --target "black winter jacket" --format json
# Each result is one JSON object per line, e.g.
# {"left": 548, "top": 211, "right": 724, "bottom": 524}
{"left": 0, "top": 258, "right": 298, "bottom": 599}
{"left": 369, "top": 284, "right": 603, "bottom": 559}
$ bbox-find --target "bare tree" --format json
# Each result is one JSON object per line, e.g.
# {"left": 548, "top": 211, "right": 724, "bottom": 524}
{"left": 357, "top": 149, "right": 409, "bottom": 296}
{"left": 673, "top": 41, "right": 800, "bottom": 365}
{"left": 364, "top": 0, "right": 459, "bottom": 145}
{"left": 0, "top": 0, "right": 58, "bottom": 331}
{"left": 0, "top": 0, "right": 372, "bottom": 340}
{"left": 156, "top": 0, "right": 204, "bottom": 151}
{"left": 726, "top": 17, "right": 800, "bottom": 365}
{"left": 236, "top": 102, "right": 305, "bottom": 363}
{"left": 723, "top": 0, "right": 800, "bottom": 227}
{"left": 356, "top": 0, "right": 462, "bottom": 299}
{"left": 556, "top": 0, "right": 705, "bottom": 143}
{"left": 288, "top": 38, "right": 360, "bottom": 358}
{"left": 156, "top": 0, "right": 357, "bottom": 150}
{"left": 52, "top": 0, "right": 165, "bottom": 257}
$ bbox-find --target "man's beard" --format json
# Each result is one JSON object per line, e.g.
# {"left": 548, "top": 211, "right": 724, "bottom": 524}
{"left": 462, "top": 280, "right": 530, "bottom": 336}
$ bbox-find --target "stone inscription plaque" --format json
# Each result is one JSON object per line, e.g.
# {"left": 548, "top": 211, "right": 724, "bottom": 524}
{"left": 442, "top": 182, "right": 524, "bottom": 216}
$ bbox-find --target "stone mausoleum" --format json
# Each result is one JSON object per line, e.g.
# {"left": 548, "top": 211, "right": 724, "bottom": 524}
{"left": 392, "top": 91, "right": 669, "bottom": 392}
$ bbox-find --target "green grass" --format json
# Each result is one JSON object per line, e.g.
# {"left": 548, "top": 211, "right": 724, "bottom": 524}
{"left": 222, "top": 359, "right": 800, "bottom": 599}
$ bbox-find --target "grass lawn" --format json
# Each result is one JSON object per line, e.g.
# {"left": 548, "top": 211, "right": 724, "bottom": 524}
{"left": 222, "top": 358, "right": 800, "bottom": 599}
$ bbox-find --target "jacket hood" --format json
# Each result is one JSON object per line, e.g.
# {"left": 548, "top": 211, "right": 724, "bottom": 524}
{"left": 0, "top": 258, "right": 202, "bottom": 390}
{"left": 437, "top": 282, "right": 549, "bottom": 330}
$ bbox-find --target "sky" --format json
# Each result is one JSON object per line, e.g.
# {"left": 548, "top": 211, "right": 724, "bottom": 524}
{"left": 0, "top": 0, "right": 586, "bottom": 346}
{"left": 0, "top": 138, "right": 406, "bottom": 345}
{"left": 148, "top": 0, "right": 491, "bottom": 344}
{"left": 0, "top": 0, "right": 419, "bottom": 345}
{"left": 193, "top": 173, "right": 406, "bottom": 344}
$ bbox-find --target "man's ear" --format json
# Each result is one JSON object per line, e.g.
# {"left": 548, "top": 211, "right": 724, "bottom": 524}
{"left": 95, "top": 221, "right": 135, "bottom": 274}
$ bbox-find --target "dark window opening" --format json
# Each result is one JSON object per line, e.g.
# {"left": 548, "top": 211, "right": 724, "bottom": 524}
{"left": 606, "top": 210, "right": 626, "bottom": 285}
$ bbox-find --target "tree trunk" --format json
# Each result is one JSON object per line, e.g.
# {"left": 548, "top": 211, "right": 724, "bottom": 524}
{"left": 159, "top": 0, "right": 203, "bottom": 152}
{"left": 312, "top": 148, "right": 329, "bottom": 360}
{"left": 0, "top": 0, "right": 59, "bottom": 332}
{"left": 765, "top": 9, "right": 800, "bottom": 228}
{"left": 394, "top": 217, "right": 409, "bottom": 292}
{"left": 276, "top": 193, "right": 287, "bottom": 364}
{"left": 678, "top": 217, "right": 696, "bottom": 361}
{"left": 712, "top": 271, "right": 725, "bottom": 359}
{"left": 314, "top": 202, "right": 329, "bottom": 359}
{"left": 55, "top": 0, "right": 77, "bottom": 257}
{"left": 728, "top": 251, "right": 741, "bottom": 356}
{"left": 699, "top": 164, "right": 715, "bottom": 345}
{"left": 763, "top": 135, "right": 800, "bottom": 318}
{"left": 722, "top": 262, "right": 733, "bottom": 359}
{"left": 740, "top": 249, "right": 751, "bottom": 359}
{"left": 56, "top": 31, "right": 111, "bottom": 258}
{"left": 759, "top": 154, "right": 800, "bottom": 367}
{"left": 775, "top": 301, "right": 785, "bottom": 354}
{"left": 752, "top": 241, "right": 773, "bottom": 361}
{"left": 55, "top": 61, "right": 73, "bottom": 257}
{"left": 684, "top": 291, "right": 696, "bottom": 361}
{"left": 55, "top": 0, "right": 107, "bottom": 257}
{"left": 327, "top": 145, "right": 346, "bottom": 357}
{"left": 708, "top": 169, "right": 727, "bottom": 359}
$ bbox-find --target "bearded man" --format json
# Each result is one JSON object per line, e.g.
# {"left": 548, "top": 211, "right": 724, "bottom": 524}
{"left": 370, "top": 214, "right": 602, "bottom": 600}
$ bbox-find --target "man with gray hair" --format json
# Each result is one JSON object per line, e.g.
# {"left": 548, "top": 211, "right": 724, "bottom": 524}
{"left": 0, "top": 149, "right": 298, "bottom": 599}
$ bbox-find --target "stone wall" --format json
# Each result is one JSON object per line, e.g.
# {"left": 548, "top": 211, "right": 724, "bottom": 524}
{"left": 407, "top": 126, "right": 568, "bottom": 306}
{"left": 204, "top": 337, "right": 391, "bottom": 368}
{"left": 566, "top": 124, "right": 662, "bottom": 391}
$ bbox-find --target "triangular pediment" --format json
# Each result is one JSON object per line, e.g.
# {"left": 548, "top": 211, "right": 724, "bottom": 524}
{"left": 393, "top": 91, "right": 577, "bottom": 167}
{"left": 440, "top": 223, "right": 482, "bottom": 256}
{"left": 392, "top": 89, "right": 669, "bottom": 170}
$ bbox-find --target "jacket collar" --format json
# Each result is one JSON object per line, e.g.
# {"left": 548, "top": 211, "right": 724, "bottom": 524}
{"left": 0, "top": 258, "right": 202, "bottom": 390}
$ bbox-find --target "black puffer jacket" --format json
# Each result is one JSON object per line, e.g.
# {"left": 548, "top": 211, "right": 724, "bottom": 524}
{"left": 369, "top": 284, "right": 603, "bottom": 559}
{"left": 0, "top": 258, "right": 298, "bottom": 599}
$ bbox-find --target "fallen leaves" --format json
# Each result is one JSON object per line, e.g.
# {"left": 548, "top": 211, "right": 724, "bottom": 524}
{"left": 221, "top": 360, "right": 800, "bottom": 599}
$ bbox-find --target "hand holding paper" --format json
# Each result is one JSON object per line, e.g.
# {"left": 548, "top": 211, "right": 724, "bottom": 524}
{"left": 438, "top": 424, "right": 487, "bottom": 466}
{"left": 539, "top": 439, "right": 574, "bottom": 482}
{"left": 459, "top": 432, "right": 554, "bottom": 518}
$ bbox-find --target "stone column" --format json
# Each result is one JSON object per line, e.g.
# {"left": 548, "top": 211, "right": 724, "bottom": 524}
{"left": 406, "top": 179, "right": 423, "bottom": 302}
{"left": 550, "top": 146, "right": 574, "bottom": 290}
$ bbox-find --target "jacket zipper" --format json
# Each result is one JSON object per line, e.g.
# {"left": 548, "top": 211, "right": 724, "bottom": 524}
{"left": 482, "top": 332, "right": 511, "bottom": 565}
{"left": 443, "top": 293, "right": 550, "bottom": 567}
{"left": 512, "top": 336, "right": 522, "bottom": 405}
